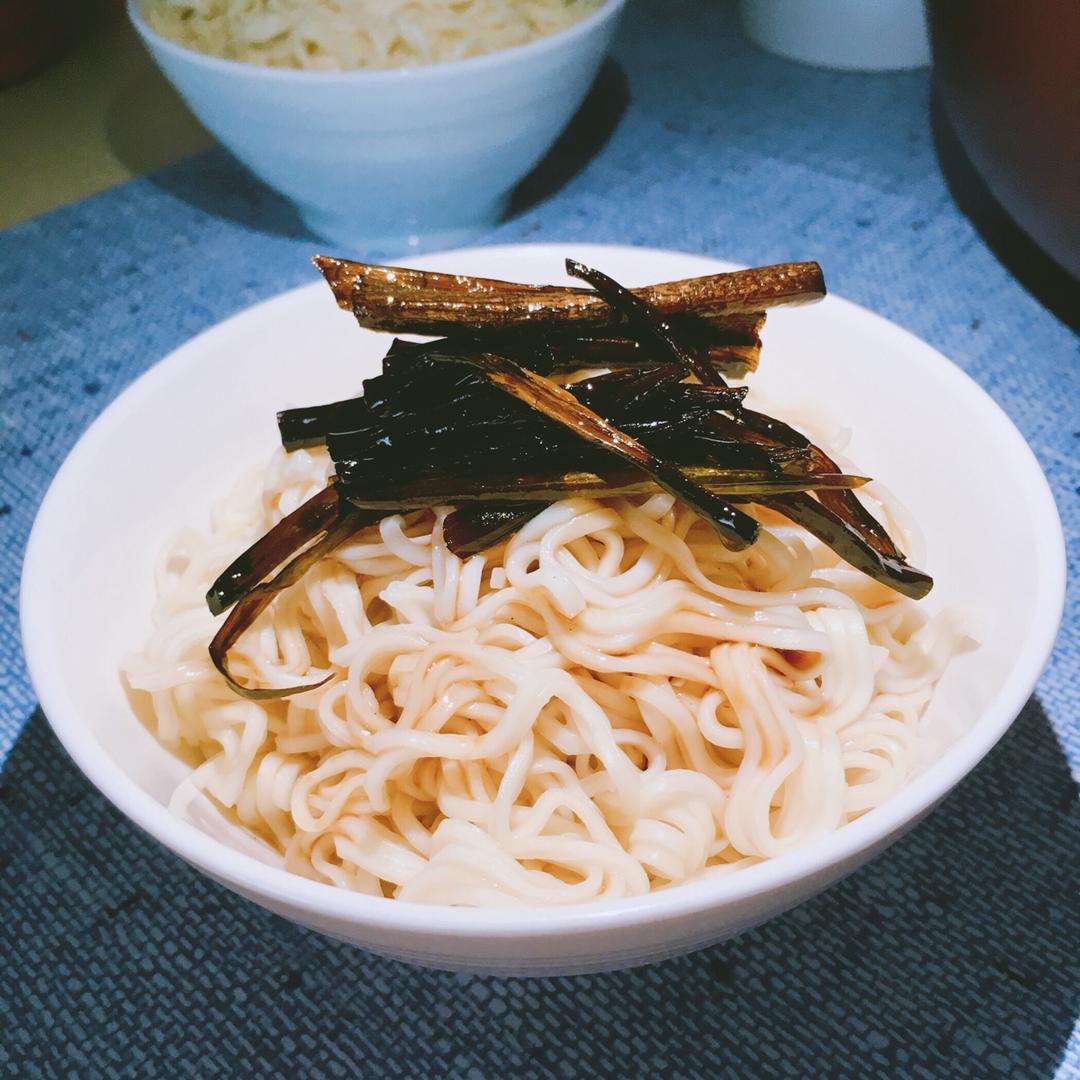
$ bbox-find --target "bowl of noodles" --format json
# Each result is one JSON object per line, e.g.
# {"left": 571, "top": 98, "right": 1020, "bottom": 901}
{"left": 21, "top": 244, "right": 1065, "bottom": 975}
{"left": 127, "top": 0, "right": 625, "bottom": 252}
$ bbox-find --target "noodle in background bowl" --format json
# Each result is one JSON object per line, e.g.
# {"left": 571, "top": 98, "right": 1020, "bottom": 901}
{"left": 21, "top": 245, "right": 1065, "bottom": 975}
{"left": 126, "top": 0, "right": 626, "bottom": 253}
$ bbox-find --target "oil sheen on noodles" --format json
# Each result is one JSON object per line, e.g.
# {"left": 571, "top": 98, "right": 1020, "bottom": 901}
{"left": 144, "top": 0, "right": 603, "bottom": 71}
{"left": 125, "top": 435, "right": 968, "bottom": 906}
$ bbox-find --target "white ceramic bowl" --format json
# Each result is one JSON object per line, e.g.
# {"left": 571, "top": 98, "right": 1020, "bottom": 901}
{"left": 127, "top": 0, "right": 626, "bottom": 251}
{"left": 740, "top": 0, "right": 930, "bottom": 71}
{"left": 21, "top": 244, "right": 1065, "bottom": 976}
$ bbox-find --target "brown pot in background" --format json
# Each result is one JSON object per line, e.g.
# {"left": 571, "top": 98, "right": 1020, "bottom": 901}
{"left": 0, "top": 0, "right": 120, "bottom": 87}
{"left": 0, "top": 0, "right": 74, "bottom": 85}
{"left": 927, "top": 0, "right": 1080, "bottom": 282}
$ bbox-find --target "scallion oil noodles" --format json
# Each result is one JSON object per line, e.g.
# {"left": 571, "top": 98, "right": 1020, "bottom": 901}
{"left": 125, "top": 425, "right": 968, "bottom": 905}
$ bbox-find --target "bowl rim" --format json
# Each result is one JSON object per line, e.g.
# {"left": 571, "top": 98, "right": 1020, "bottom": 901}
{"left": 126, "top": 0, "right": 627, "bottom": 83}
{"left": 20, "top": 242, "right": 1067, "bottom": 941}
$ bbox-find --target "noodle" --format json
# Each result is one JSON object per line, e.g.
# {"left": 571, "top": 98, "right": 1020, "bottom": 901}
{"left": 125, "top": 416, "right": 970, "bottom": 906}
{"left": 142, "top": 0, "right": 604, "bottom": 71}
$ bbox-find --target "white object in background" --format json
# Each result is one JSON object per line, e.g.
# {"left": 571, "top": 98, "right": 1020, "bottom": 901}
{"left": 21, "top": 244, "right": 1065, "bottom": 976}
{"left": 740, "top": 0, "right": 930, "bottom": 71}
{"left": 127, "top": 0, "right": 626, "bottom": 254}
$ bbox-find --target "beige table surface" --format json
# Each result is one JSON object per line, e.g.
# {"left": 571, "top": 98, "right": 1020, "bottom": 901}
{"left": 1, "top": 9, "right": 212, "bottom": 230}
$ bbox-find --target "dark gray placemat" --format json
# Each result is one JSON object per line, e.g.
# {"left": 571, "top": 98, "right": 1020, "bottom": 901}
{"left": 2, "top": 2, "right": 1077, "bottom": 1075}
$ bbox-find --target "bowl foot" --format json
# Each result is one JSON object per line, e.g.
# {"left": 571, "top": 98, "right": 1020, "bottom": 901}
{"left": 298, "top": 199, "right": 509, "bottom": 258}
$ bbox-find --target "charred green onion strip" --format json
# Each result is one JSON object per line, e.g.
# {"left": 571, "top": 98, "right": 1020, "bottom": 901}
{"left": 280, "top": 363, "right": 735, "bottom": 457}
{"left": 420, "top": 347, "right": 761, "bottom": 550}
{"left": 209, "top": 496, "right": 381, "bottom": 700}
{"left": 206, "top": 482, "right": 342, "bottom": 615}
{"left": 341, "top": 465, "right": 868, "bottom": 508}
{"left": 277, "top": 396, "right": 371, "bottom": 452}
{"left": 565, "top": 258, "right": 719, "bottom": 386}
{"left": 382, "top": 318, "right": 767, "bottom": 378}
{"left": 723, "top": 404, "right": 905, "bottom": 560}
{"left": 761, "top": 493, "right": 932, "bottom": 600}
{"left": 313, "top": 255, "right": 825, "bottom": 334}
{"left": 442, "top": 504, "right": 537, "bottom": 556}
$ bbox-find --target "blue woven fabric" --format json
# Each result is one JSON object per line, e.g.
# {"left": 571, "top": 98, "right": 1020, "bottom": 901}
{"left": 2, "top": 2, "right": 1077, "bottom": 1075}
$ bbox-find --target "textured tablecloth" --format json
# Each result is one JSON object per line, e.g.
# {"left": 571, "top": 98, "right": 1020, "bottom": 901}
{"left": 2, "top": 3, "right": 1077, "bottom": 1076}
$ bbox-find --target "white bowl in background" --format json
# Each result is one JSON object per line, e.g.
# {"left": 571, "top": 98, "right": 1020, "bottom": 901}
{"left": 740, "top": 0, "right": 930, "bottom": 71}
{"left": 21, "top": 244, "right": 1065, "bottom": 976}
{"left": 127, "top": 1, "right": 626, "bottom": 252}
